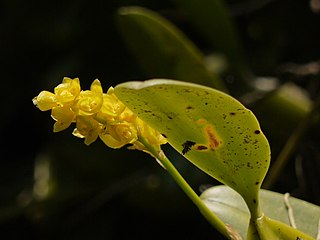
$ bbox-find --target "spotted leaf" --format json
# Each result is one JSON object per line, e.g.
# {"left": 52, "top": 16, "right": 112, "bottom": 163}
{"left": 114, "top": 79, "right": 271, "bottom": 213}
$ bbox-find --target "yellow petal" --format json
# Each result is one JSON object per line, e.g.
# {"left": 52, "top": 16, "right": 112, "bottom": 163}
{"left": 53, "top": 121, "right": 71, "bottom": 132}
{"left": 72, "top": 128, "right": 85, "bottom": 138}
{"left": 99, "top": 132, "right": 124, "bottom": 148}
{"left": 51, "top": 106, "right": 75, "bottom": 132}
{"left": 90, "top": 79, "right": 103, "bottom": 94}
{"left": 33, "top": 91, "right": 57, "bottom": 111}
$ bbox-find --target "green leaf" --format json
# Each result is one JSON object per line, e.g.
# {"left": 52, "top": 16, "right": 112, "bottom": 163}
{"left": 114, "top": 79, "right": 270, "bottom": 216}
{"left": 116, "top": 6, "right": 227, "bottom": 92}
{"left": 200, "top": 185, "right": 320, "bottom": 239}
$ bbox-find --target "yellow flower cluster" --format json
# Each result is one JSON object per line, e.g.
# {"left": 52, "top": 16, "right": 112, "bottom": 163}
{"left": 33, "top": 77, "right": 167, "bottom": 154}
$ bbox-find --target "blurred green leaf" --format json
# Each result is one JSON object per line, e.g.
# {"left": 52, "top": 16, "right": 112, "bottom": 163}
{"left": 116, "top": 6, "right": 227, "bottom": 92}
{"left": 114, "top": 79, "right": 270, "bottom": 216}
{"left": 201, "top": 185, "right": 320, "bottom": 239}
{"left": 251, "top": 82, "right": 311, "bottom": 154}
{"left": 173, "top": 0, "right": 252, "bottom": 87}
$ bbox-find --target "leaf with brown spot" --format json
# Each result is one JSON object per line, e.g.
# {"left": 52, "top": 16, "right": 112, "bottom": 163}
{"left": 115, "top": 79, "right": 271, "bottom": 213}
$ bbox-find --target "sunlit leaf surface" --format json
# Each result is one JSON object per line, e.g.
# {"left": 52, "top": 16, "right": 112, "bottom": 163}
{"left": 115, "top": 79, "right": 270, "bottom": 210}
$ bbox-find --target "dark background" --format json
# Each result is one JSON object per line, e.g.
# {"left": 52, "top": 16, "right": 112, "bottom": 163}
{"left": 1, "top": 0, "right": 320, "bottom": 239}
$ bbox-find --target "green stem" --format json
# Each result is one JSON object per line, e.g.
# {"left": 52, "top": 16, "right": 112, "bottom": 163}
{"left": 161, "top": 154, "right": 230, "bottom": 237}
{"left": 139, "top": 137, "right": 231, "bottom": 239}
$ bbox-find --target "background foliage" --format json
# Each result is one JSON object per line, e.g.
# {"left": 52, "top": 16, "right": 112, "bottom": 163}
{"left": 1, "top": 0, "right": 320, "bottom": 239}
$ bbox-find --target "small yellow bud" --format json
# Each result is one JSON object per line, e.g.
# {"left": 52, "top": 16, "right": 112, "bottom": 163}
{"left": 33, "top": 91, "right": 57, "bottom": 111}
{"left": 90, "top": 79, "right": 103, "bottom": 94}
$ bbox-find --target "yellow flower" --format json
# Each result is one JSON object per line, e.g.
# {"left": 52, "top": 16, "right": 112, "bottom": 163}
{"left": 95, "top": 87, "right": 126, "bottom": 124}
{"left": 99, "top": 122, "right": 138, "bottom": 148}
{"left": 74, "top": 79, "right": 103, "bottom": 116}
{"left": 54, "top": 77, "right": 81, "bottom": 105}
{"left": 73, "top": 116, "right": 102, "bottom": 145}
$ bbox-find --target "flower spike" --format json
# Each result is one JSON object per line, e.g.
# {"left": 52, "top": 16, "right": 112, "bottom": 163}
{"left": 33, "top": 77, "right": 167, "bottom": 156}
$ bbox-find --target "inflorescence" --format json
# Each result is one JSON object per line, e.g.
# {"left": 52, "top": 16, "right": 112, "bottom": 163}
{"left": 33, "top": 77, "right": 167, "bottom": 156}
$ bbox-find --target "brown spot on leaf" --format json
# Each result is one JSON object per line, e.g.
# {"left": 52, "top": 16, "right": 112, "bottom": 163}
{"left": 254, "top": 130, "right": 261, "bottom": 134}
{"left": 194, "top": 144, "right": 208, "bottom": 151}
{"left": 204, "top": 125, "right": 221, "bottom": 150}
{"left": 196, "top": 119, "right": 207, "bottom": 125}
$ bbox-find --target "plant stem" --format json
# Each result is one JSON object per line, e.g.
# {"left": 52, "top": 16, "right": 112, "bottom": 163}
{"left": 138, "top": 137, "right": 231, "bottom": 239}
{"left": 161, "top": 153, "right": 230, "bottom": 237}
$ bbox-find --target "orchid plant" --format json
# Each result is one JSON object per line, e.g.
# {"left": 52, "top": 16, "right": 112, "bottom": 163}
{"left": 32, "top": 0, "right": 320, "bottom": 238}
{"left": 33, "top": 77, "right": 320, "bottom": 240}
